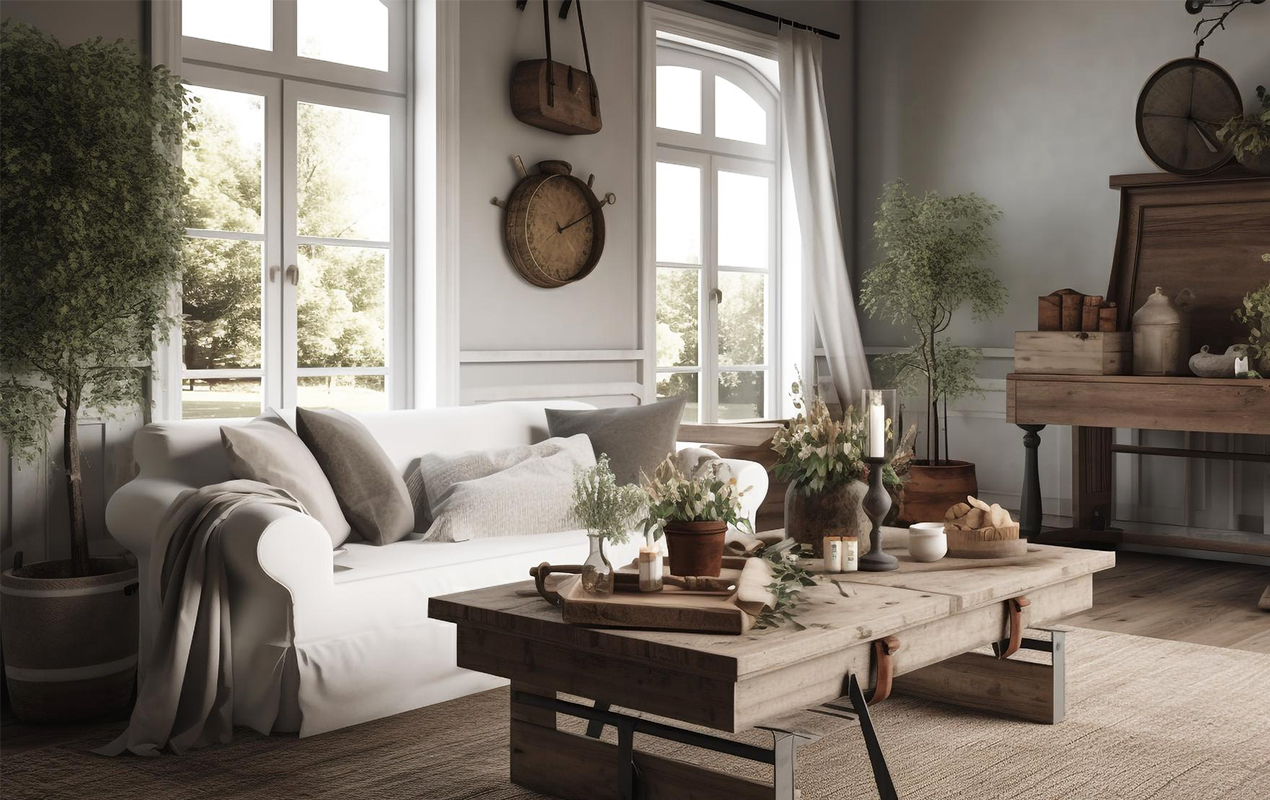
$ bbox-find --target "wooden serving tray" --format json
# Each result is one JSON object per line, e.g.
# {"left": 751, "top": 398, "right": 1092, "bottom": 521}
{"left": 541, "top": 556, "right": 770, "bottom": 635}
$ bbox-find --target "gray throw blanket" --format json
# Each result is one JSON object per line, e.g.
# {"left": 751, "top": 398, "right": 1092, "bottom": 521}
{"left": 98, "top": 480, "right": 307, "bottom": 756}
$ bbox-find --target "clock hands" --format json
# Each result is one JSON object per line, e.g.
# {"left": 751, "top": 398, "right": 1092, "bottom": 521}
{"left": 557, "top": 193, "right": 617, "bottom": 234}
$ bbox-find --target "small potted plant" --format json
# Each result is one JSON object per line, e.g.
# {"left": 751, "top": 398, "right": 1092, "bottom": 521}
{"left": 572, "top": 455, "right": 646, "bottom": 595}
{"left": 1218, "top": 85, "right": 1270, "bottom": 174}
{"left": 771, "top": 377, "right": 869, "bottom": 557}
{"left": 860, "top": 180, "right": 1007, "bottom": 524}
{"left": 1234, "top": 254, "right": 1270, "bottom": 376}
{"left": 640, "top": 456, "right": 754, "bottom": 578}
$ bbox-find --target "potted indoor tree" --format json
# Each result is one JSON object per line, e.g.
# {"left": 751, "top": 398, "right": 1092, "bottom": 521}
{"left": 860, "top": 180, "right": 1006, "bottom": 524}
{"left": 0, "top": 23, "right": 190, "bottom": 721}
{"left": 640, "top": 456, "right": 754, "bottom": 578}
{"left": 771, "top": 377, "right": 869, "bottom": 557}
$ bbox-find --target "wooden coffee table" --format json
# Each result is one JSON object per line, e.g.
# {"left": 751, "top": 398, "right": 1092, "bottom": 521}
{"left": 428, "top": 536, "right": 1114, "bottom": 800}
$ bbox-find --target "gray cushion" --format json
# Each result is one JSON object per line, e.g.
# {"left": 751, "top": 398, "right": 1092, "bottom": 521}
{"left": 295, "top": 408, "right": 414, "bottom": 547}
{"left": 220, "top": 410, "right": 352, "bottom": 548}
{"left": 420, "top": 434, "right": 596, "bottom": 542}
{"left": 545, "top": 397, "right": 686, "bottom": 485}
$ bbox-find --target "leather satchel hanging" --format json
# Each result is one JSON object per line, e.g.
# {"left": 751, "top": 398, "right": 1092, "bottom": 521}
{"left": 511, "top": 0, "right": 602, "bottom": 135}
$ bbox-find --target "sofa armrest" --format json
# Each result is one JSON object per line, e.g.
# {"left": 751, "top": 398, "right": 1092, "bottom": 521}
{"left": 220, "top": 502, "right": 334, "bottom": 609}
{"left": 105, "top": 476, "right": 197, "bottom": 562}
{"left": 717, "top": 457, "right": 769, "bottom": 528}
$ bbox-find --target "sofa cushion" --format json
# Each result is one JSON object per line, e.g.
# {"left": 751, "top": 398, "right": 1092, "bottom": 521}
{"left": 545, "top": 396, "right": 686, "bottom": 485}
{"left": 296, "top": 408, "right": 414, "bottom": 546}
{"left": 420, "top": 434, "right": 596, "bottom": 542}
{"left": 220, "top": 410, "right": 352, "bottom": 548}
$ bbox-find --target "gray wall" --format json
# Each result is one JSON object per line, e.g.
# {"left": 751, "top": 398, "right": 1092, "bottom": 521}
{"left": 854, "top": 0, "right": 1270, "bottom": 537}
{"left": 456, "top": 0, "right": 855, "bottom": 407}
{"left": 1, "top": 0, "right": 144, "bottom": 44}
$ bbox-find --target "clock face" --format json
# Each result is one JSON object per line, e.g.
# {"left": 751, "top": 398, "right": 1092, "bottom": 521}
{"left": 523, "top": 176, "right": 597, "bottom": 284}
{"left": 1136, "top": 58, "right": 1241, "bottom": 176}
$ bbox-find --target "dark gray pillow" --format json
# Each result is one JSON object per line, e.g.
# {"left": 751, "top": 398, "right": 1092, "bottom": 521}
{"left": 545, "top": 396, "right": 687, "bottom": 485}
{"left": 295, "top": 408, "right": 414, "bottom": 546}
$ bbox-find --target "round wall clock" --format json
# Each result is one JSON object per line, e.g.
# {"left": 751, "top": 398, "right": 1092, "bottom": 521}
{"left": 1136, "top": 58, "right": 1242, "bottom": 176}
{"left": 497, "top": 159, "right": 615, "bottom": 289}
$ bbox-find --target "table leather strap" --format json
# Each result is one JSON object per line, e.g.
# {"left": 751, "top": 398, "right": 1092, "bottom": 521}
{"left": 870, "top": 636, "right": 901, "bottom": 704}
{"left": 999, "top": 596, "right": 1031, "bottom": 659}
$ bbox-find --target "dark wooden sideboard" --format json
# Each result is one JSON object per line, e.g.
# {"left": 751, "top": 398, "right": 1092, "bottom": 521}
{"left": 1007, "top": 373, "right": 1270, "bottom": 557}
{"left": 1008, "top": 169, "right": 1270, "bottom": 559}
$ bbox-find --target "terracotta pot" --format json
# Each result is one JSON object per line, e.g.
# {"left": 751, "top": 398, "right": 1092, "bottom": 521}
{"left": 663, "top": 520, "right": 727, "bottom": 577}
{"left": 0, "top": 556, "right": 138, "bottom": 722}
{"left": 784, "top": 481, "right": 868, "bottom": 558}
{"left": 898, "top": 461, "right": 978, "bottom": 525}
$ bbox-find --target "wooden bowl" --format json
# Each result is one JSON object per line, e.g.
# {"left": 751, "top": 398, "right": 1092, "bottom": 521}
{"left": 944, "top": 523, "right": 1027, "bottom": 559}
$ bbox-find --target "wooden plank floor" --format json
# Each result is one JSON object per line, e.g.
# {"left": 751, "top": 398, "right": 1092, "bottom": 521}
{"left": 2, "top": 552, "right": 1266, "bottom": 757}
{"left": 1061, "top": 550, "right": 1270, "bottom": 653}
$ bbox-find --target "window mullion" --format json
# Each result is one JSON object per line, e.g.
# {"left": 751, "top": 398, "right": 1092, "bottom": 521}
{"left": 705, "top": 154, "right": 719, "bottom": 424}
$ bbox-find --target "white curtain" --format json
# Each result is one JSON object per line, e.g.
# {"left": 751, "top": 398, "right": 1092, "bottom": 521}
{"left": 778, "top": 27, "right": 871, "bottom": 407}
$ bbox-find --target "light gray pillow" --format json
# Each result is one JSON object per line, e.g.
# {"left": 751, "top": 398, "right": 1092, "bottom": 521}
{"left": 295, "top": 408, "right": 414, "bottom": 547}
{"left": 545, "top": 396, "right": 687, "bottom": 485}
{"left": 421, "top": 434, "right": 596, "bottom": 542}
{"left": 220, "top": 410, "right": 352, "bottom": 548}
{"left": 414, "top": 435, "right": 591, "bottom": 526}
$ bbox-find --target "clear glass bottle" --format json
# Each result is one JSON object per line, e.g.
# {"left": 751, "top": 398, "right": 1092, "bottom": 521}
{"left": 581, "top": 534, "right": 614, "bottom": 595}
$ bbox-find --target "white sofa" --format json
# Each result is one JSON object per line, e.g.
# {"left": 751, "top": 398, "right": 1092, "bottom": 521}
{"left": 105, "top": 401, "right": 769, "bottom": 737}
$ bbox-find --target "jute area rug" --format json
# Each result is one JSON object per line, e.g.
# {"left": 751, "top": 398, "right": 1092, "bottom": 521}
{"left": 3, "top": 628, "right": 1268, "bottom": 800}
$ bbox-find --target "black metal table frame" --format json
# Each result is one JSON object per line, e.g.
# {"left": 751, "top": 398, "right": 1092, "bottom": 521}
{"left": 512, "top": 672, "right": 897, "bottom": 800}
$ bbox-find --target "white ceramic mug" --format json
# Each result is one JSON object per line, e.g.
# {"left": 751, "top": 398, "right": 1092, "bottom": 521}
{"left": 907, "top": 522, "right": 948, "bottom": 562}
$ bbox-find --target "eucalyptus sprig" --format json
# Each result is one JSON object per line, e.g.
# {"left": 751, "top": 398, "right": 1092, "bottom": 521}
{"left": 572, "top": 455, "right": 647, "bottom": 547}
{"left": 753, "top": 538, "right": 818, "bottom": 630}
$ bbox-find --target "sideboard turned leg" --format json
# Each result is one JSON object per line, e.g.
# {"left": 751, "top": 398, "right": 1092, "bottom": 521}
{"left": 1018, "top": 424, "right": 1045, "bottom": 540}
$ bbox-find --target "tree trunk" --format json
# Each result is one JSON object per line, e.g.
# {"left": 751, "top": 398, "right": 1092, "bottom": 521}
{"left": 927, "top": 340, "right": 941, "bottom": 465}
{"left": 63, "top": 399, "right": 90, "bottom": 577}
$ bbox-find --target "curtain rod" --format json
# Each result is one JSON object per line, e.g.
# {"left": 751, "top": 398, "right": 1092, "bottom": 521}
{"left": 702, "top": 0, "right": 842, "bottom": 41}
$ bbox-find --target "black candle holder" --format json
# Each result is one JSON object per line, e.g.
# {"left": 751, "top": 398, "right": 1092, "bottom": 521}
{"left": 859, "top": 456, "right": 898, "bottom": 572}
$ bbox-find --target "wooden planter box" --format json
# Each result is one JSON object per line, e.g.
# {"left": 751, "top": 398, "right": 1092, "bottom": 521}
{"left": 1014, "top": 331, "right": 1132, "bottom": 375}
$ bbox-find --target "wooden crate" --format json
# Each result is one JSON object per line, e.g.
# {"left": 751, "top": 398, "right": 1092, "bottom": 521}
{"left": 1014, "top": 331, "right": 1131, "bottom": 375}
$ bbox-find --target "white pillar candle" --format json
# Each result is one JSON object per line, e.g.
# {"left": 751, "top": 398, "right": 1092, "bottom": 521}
{"left": 1235, "top": 355, "right": 1249, "bottom": 376}
{"left": 868, "top": 391, "right": 885, "bottom": 458}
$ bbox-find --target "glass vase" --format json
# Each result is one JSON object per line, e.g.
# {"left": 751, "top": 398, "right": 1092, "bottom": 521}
{"left": 581, "top": 534, "right": 614, "bottom": 596}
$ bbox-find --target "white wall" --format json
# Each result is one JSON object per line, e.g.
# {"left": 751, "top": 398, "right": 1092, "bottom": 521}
{"left": 455, "top": 0, "right": 855, "bottom": 407}
{"left": 854, "top": 0, "right": 1270, "bottom": 537}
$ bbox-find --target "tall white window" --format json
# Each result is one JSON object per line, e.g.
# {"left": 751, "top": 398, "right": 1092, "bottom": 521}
{"left": 650, "top": 37, "right": 780, "bottom": 423}
{"left": 177, "top": 0, "right": 408, "bottom": 418}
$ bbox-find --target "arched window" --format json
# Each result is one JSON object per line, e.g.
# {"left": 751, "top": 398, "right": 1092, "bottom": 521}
{"left": 651, "top": 39, "right": 781, "bottom": 423}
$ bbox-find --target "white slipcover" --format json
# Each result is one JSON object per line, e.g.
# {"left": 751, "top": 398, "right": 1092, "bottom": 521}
{"left": 105, "top": 402, "right": 769, "bottom": 737}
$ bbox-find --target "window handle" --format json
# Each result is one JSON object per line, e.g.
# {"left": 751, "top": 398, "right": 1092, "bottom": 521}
{"left": 285, "top": 264, "right": 299, "bottom": 286}
{"left": 711, "top": 287, "right": 723, "bottom": 303}
{"left": 268, "top": 265, "right": 281, "bottom": 283}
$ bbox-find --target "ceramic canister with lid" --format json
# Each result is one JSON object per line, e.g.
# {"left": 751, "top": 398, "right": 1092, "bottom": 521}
{"left": 1132, "top": 286, "right": 1193, "bottom": 376}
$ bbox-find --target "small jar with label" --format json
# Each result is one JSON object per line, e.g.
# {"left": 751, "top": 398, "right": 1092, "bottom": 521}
{"left": 638, "top": 547, "right": 663, "bottom": 592}
{"left": 841, "top": 535, "right": 859, "bottom": 572}
{"left": 824, "top": 536, "right": 843, "bottom": 572}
